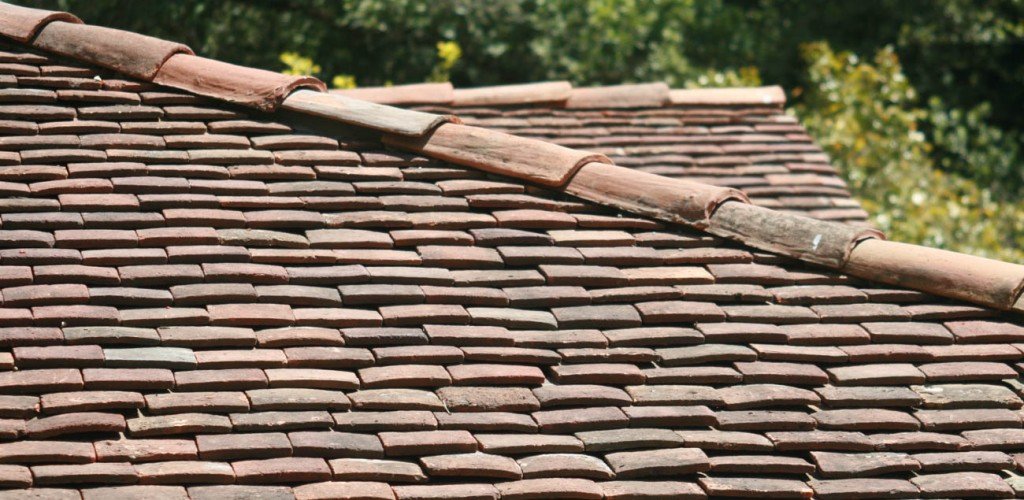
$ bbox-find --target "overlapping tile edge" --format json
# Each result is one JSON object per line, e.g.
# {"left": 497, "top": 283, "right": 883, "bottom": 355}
{"left": 0, "top": 1, "right": 1021, "bottom": 316}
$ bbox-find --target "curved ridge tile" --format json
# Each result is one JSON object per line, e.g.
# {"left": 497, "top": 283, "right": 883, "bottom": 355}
{"left": 845, "top": 239, "right": 1024, "bottom": 311}
{"left": 565, "top": 162, "right": 747, "bottom": 229}
{"left": 383, "top": 123, "right": 610, "bottom": 187}
{"left": 32, "top": 21, "right": 193, "bottom": 80}
{"left": 332, "top": 82, "right": 455, "bottom": 106}
{"left": 451, "top": 81, "right": 573, "bottom": 107}
{"left": 282, "top": 90, "right": 450, "bottom": 137}
{"left": 708, "top": 201, "right": 882, "bottom": 268}
{"left": 669, "top": 86, "right": 786, "bottom": 106}
{"left": 0, "top": 1, "right": 81, "bottom": 43}
{"left": 565, "top": 83, "right": 670, "bottom": 109}
{"left": 154, "top": 54, "right": 325, "bottom": 112}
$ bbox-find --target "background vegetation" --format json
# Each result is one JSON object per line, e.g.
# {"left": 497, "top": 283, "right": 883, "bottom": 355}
{"left": 34, "top": 0, "right": 1024, "bottom": 261}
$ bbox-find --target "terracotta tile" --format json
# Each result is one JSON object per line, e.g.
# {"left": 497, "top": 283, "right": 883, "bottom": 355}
{"left": 265, "top": 368, "right": 359, "bottom": 390}
{"left": 498, "top": 246, "right": 583, "bottom": 265}
{"left": 540, "top": 265, "right": 629, "bottom": 287}
{"left": 437, "top": 387, "right": 540, "bottom": 412}
{"left": 946, "top": 321, "right": 1024, "bottom": 343}
{"left": 392, "top": 483, "right": 498, "bottom": 500}
{"left": 575, "top": 427, "right": 685, "bottom": 452}
{"left": 915, "top": 408, "right": 1021, "bottom": 431}
{"left": 504, "top": 286, "right": 590, "bottom": 308}
{"left": 170, "top": 283, "right": 258, "bottom": 305}
{"left": 31, "top": 462, "right": 138, "bottom": 486}
{"left": 63, "top": 326, "right": 160, "bottom": 346}
{"left": 359, "top": 365, "right": 451, "bottom": 388}
{"left": 83, "top": 368, "right": 174, "bottom": 390}
{"left": 379, "top": 430, "right": 477, "bottom": 456}
{"left": 468, "top": 307, "right": 557, "bottom": 330}
{"left": 2, "top": 283, "right": 88, "bottom": 306}
{"left": 532, "top": 406, "right": 628, "bottom": 433}
{"left": 828, "top": 364, "right": 926, "bottom": 386}
{"left": 381, "top": 304, "right": 469, "bottom": 326}
{"left": 188, "top": 485, "right": 294, "bottom": 500}
{"left": 284, "top": 346, "right": 373, "bottom": 369}
{"left": 910, "top": 472, "right": 1014, "bottom": 498}
{"left": 633, "top": 300, "right": 725, "bottom": 324}
{"left": 146, "top": 391, "right": 250, "bottom": 414}
{"left": 734, "top": 361, "right": 829, "bottom": 386}
{"left": 247, "top": 388, "right": 350, "bottom": 411}
{"left": 462, "top": 346, "right": 560, "bottom": 365}
{"left": 420, "top": 285, "right": 509, "bottom": 307}
{"left": 813, "top": 303, "right": 910, "bottom": 323}
{"left": 258, "top": 327, "right": 345, "bottom": 347}
{"left": 134, "top": 460, "right": 235, "bottom": 485}
{"left": 839, "top": 344, "right": 931, "bottom": 363}
{"left": 329, "top": 458, "right": 426, "bottom": 482}
{"left": 475, "top": 434, "right": 584, "bottom": 455}
{"left": 40, "top": 390, "right": 144, "bottom": 414}
{"left": 816, "top": 386, "right": 921, "bottom": 408}
{"left": 434, "top": 412, "right": 537, "bottom": 433}
{"left": 158, "top": 326, "right": 256, "bottom": 348}
{"left": 104, "top": 347, "right": 197, "bottom": 369}
{"left": 718, "top": 384, "right": 820, "bottom": 409}
{"left": 913, "top": 383, "right": 1021, "bottom": 409}
{"left": 207, "top": 303, "right": 294, "bottom": 327}
{"left": 602, "top": 481, "right": 705, "bottom": 500}
{"left": 333, "top": 410, "right": 438, "bottom": 432}
{"left": 710, "top": 454, "right": 814, "bottom": 475}
{"left": 603, "top": 326, "right": 702, "bottom": 347}
{"left": 373, "top": 345, "right": 463, "bottom": 365}
{"left": 348, "top": 389, "right": 444, "bottom": 411}
{"left": 233, "top": 457, "right": 331, "bottom": 484}
{"left": 696, "top": 322, "right": 787, "bottom": 343}
{"left": 919, "top": 361, "right": 1017, "bottom": 382}
{"left": 872, "top": 430, "right": 966, "bottom": 452}
{"left": 698, "top": 477, "right": 813, "bottom": 498}
{"left": 13, "top": 344, "right": 103, "bottom": 368}
{"left": 339, "top": 284, "right": 424, "bottom": 306}
{"left": 518, "top": 453, "right": 610, "bottom": 480}
{"left": 496, "top": 478, "right": 602, "bottom": 500}
{"left": 421, "top": 453, "right": 521, "bottom": 479}
{"left": 862, "top": 321, "right": 953, "bottom": 344}
{"left": 813, "top": 409, "right": 921, "bottom": 432}
{"left": 79, "top": 486, "right": 190, "bottom": 500}
{"left": 288, "top": 431, "right": 383, "bottom": 458}
{"left": 294, "top": 481, "right": 395, "bottom": 500}
{"left": 230, "top": 409, "right": 333, "bottom": 434}
{"left": 811, "top": 451, "right": 920, "bottom": 478}
{"left": 447, "top": 364, "right": 545, "bottom": 386}
{"left": 913, "top": 450, "right": 1012, "bottom": 473}
{"left": 552, "top": 304, "right": 641, "bottom": 329}
{"left": 0, "top": 368, "right": 83, "bottom": 393}
{"left": 0, "top": 464, "right": 31, "bottom": 489}
{"left": 94, "top": 439, "right": 197, "bottom": 463}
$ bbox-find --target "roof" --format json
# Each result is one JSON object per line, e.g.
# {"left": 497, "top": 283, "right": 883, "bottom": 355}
{"left": 0, "top": 2, "right": 1024, "bottom": 499}
{"left": 337, "top": 82, "right": 869, "bottom": 224}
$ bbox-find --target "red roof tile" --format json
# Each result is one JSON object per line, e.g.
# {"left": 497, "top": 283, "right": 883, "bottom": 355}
{"left": 0, "top": 5, "right": 1021, "bottom": 497}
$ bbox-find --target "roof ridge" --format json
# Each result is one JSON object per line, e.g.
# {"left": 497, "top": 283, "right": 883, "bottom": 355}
{"left": 334, "top": 81, "right": 787, "bottom": 108}
{"left": 2, "top": 1, "right": 1022, "bottom": 314}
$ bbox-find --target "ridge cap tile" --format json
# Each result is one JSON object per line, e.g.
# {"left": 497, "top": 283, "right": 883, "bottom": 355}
{"left": 0, "top": 1, "right": 82, "bottom": 43}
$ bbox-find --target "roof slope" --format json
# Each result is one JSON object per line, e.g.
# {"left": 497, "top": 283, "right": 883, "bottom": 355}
{"left": 338, "top": 82, "right": 869, "bottom": 224}
{"left": 0, "top": 3, "right": 1023, "bottom": 499}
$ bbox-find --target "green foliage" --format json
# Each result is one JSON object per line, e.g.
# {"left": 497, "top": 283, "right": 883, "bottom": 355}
{"left": 24, "top": 0, "right": 1024, "bottom": 261}
{"left": 795, "top": 42, "right": 1024, "bottom": 261}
